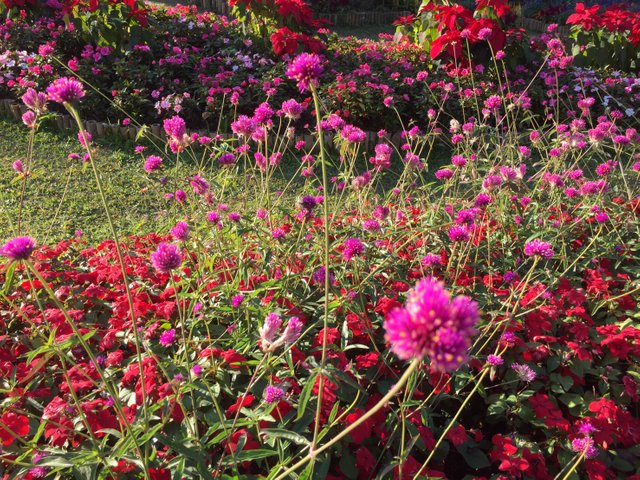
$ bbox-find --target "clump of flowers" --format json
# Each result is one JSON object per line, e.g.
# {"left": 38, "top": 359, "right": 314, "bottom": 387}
{"left": 383, "top": 277, "right": 479, "bottom": 372}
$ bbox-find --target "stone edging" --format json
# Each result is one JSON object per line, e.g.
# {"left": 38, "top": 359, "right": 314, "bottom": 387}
{"left": 0, "top": 98, "right": 402, "bottom": 153}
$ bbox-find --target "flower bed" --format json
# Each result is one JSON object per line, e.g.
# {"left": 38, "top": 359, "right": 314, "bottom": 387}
{"left": 1, "top": 50, "right": 640, "bottom": 478}
{"left": 0, "top": 4, "right": 638, "bottom": 134}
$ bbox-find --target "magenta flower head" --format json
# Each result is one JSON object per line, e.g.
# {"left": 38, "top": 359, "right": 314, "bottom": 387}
{"left": 1, "top": 236, "right": 36, "bottom": 261}
{"left": 170, "top": 221, "right": 190, "bottom": 242}
{"left": 144, "top": 155, "right": 163, "bottom": 173}
{"left": 571, "top": 437, "right": 598, "bottom": 459}
{"left": 523, "top": 239, "right": 554, "bottom": 259}
{"left": 22, "top": 111, "right": 37, "bottom": 128}
{"left": 343, "top": 238, "right": 365, "bottom": 261}
{"left": 384, "top": 277, "right": 479, "bottom": 372}
{"left": 259, "top": 312, "right": 282, "bottom": 350}
{"left": 448, "top": 225, "right": 470, "bottom": 243}
{"left": 159, "top": 329, "right": 176, "bottom": 347}
{"left": 46, "top": 77, "right": 85, "bottom": 104}
{"left": 150, "top": 242, "right": 182, "bottom": 273}
{"left": 281, "top": 99, "right": 304, "bottom": 120}
{"left": 264, "top": 385, "right": 285, "bottom": 404}
{"left": 286, "top": 53, "right": 324, "bottom": 92}
{"left": 190, "top": 175, "right": 209, "bottom": 195}
{"left": 22, "top": 88, "right": 48, "bottom": 113}
{"left": 282, "top": 317, "right": 302, "bottom": 344}
{"left": 163, "top": 115, "right": 186, "bottom": 139}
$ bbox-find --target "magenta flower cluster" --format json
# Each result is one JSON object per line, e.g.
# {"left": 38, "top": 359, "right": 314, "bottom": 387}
{"left": 1, "top": 236, "right": 36, "bottom": 261}
{"left": 286, "top": 53, "right": 324, "bottom": 93}
{"left": 523, "top": 239, "right": 554, "bottom": 259}
{"left": 383, "top": 277, "right": 479, "bottom": 372}
{"left": 150, "top": 242, "right": 182, "bottom": 274}
{"left": 46, "top": 77, "right": 85, "bottom": 104}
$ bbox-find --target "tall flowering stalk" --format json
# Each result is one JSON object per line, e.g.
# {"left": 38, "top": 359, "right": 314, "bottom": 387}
{"left": 286, "top": 52, "right": 329, "bottom": 454}
{"left": 46, "top": 76, "right": 152, "bottom": 478}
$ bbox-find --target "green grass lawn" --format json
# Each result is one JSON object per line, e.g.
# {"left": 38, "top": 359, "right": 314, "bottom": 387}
{"left": 0, "top": 120, "right": 181, "bottom": 243}
{"left": 0, "top": 119, "right": 307, "bottom": 244}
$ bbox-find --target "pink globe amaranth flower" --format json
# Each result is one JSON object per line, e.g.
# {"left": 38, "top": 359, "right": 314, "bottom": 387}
{"left": 384, "top": 277, "right": 479, "bottom": 371}
{"left": 435, "top": 168, "right": 454, "bottom": 180}
{"left": 159, "top": 329, "right": 176, "bottom": 347}
{"left": 12, "top": 160, "right": 24, "bottom": 173}
{"left": 286, "top": 53, "right": 324, "bottom": 92}
{"left": 259, "top": 313, "right": 282, "bottom": 348}
{"left": 281, "top": 317, "right": 302, "bottom": 344}
{"left": 150, "top": 242, "right": 182, "bottom": 273}
{"left": 448, "top": 225, "right": 470, "bottom": 243}
{"left": 281, "top": 99, "right": 304, "bottom": 120}
{"left": 175, "top": 190, "right": 187, "bottom": 203}
{"left": 340, "top": 124, "right": 366, "bottom": 143}
{"left": 429, "top": 328, "right": 470, "bottom": 373}
{"left": 571, "top": 437, "right": 598, "bottom": 459}
{"left": 190, "top": 175, "right": 209, "bottom": 195}
{"left": 231, "top": 294, "right": 244, "bottom": 308}
{"left": 511, "top": 363, "right": 537, "bottom": 382}
{"left": 144, "top": 155, "right": 163, "bottom": 173}
{"left": 264, "top": 385, "right": 285, "bottom": 404}
{"left": 363, "top": 219, "right": 381, "bottom": 232}
{"left": 478, "top": 27, "right": 493, "bottom": 40}
{"left": 22, "top": 110, "right": 36, "bottom": 128}
{"left": 487, "top": 354, "right": 504, "bottom": 366}
{"left": 218, "top": 152, "right": 236, "bottom": 165}
{"left": 421, "top": 253, "right": 441, "bottom": 267}
{"left": 272, "top": 227, "right": 286, "bottom": 239}
{"left": 524, "top": 239, "right": 554, "bottom": 259}
{"left": 1, "top": 236, "right": 36, "bottom": 261}
{"left": 484, "top": 95, "right": 501, "bottom": 110}
{"left": 163, "top": 115, "right": 186, "bottom": 139}
{"left": 46, "top": 77, "right": 85, "bottom": 104}
{"left": 231, "top": 115, "right": 257, "bottom": 138}
{"left": 22, "top": 88, "right": 48, "bottom": 113}
{"left": 343, "top": 237, "right": 365, "bottom": 261}
{"left": 171, "top": 221, "right": 190, "bottom": 242}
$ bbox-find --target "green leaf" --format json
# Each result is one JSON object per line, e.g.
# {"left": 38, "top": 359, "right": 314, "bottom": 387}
{"left": 457, "top": 443, "right": 491, "bottom": 470}
{"left": 1, "top": 262, "right": 17, "bottom": 295}
{"left": 263, "top": 428, "right": 310, "bottom": 446}
{"left": 297, "top": 371, "right": 318, "bottom": 421}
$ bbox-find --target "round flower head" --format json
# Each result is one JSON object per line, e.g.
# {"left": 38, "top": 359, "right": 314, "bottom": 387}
{"left": 487, "top": 354, "right": 504, "bottom": 366}
{"left": 286, "top": 53, "right": 324, "bottom": 92}
{"left": 264, "top": 385, "right": 285, "bottom": 404}
{"left": 144, "top": 155, "right": 163, "bottom": 173}
{"left": 150, "top": 242, "right": 182, "bottom": 273}
{"left": 571, "top": 437, "right": 598, "bottom": 459}
{"left": 384, "top": 277, "right": 479, "bottom": 371}
{"left": 170, "top": 221, "right": 190, "bottom": 242}
{"left": 1, "top": 236, "right": 36, "bottom": 261}
{"left": 259, "top": 312, "right": 282, "bottom": 347}
{"left": 46, "top": 77, "right": 85, "bottom": 104}
{"left": 524, "top": 240, "right": 554, "bottom": 259}
{"left": 159, "top": 329, "right": 176, "bottom": 347}
{"left": 512, "top": 363, "right": 537, "bottom": 382}
{"left": 22, "top": 88, "right": 48, "bottom": 113}
{"left": 343, "top": 238, "right": 365, "bottom": 261}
